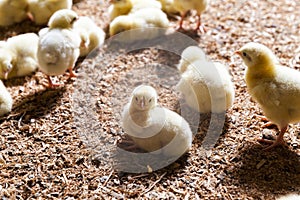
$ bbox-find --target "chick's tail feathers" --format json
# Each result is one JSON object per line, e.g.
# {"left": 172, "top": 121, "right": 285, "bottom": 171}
{"left": 43, "top": 52, "right": 59, "bottom": 64}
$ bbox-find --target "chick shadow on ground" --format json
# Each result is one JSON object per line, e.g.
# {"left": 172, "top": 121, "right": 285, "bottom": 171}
{"left": 230, "top": 143, "right": 300, "bottom": 194}
{"left": 113, "top": 134, "right": 190, "bottom": 175}
{"left": 2, "top": 86, "right": 67, "bottom": 122}
{"left": 2, "top": 76, "right": 29, "bottom": 87}
{"left": 0, "top": 20, "right": 44, "bottom": 40}
{"left": 176, "top": 101, "right": 231, "bottom": 151}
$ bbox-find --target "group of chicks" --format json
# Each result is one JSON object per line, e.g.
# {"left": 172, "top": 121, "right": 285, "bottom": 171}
{"left": 108, "top": 0, "right": 210, "bottom": 40}
{"left": 0, "top": 4, "right": 105, "bottom": 117}
{"left": 0, "top": 0, "right": 72, "bottom": 26}
{"left": 122, "top": 42, "right": 300, "bottom": 158}
{"left": 121, "top": 44, "right": 234, "bottom": 158}
{"left": 0, "top": 0, "right": 299, "bottom": 165}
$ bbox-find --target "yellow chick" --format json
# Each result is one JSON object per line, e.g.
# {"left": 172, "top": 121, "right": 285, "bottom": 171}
{"left": 0, "top": 80, "right": 13, "bottom": 117}
{"left": 109, "top": 7, "right": 169, "bottom": 42}
{"left": 108, "top": 0, "right": 133, "bottom": 21}
{"left": 73, "top": 17, "right": 105, "bottom": 57}
{"left": 108, "top": 0, "right": 162, "bottom": 21}
{"left": 37, "top": 9, "right": 80, "bottom": 88}
{"left": 236, "top": 42, "right": 300, "bottom": 150}
{"left": 173, "top": 0, "right": 210, "bottom": 33}
{"left": 158, "top": 0, "right": 179, "bottom": 15}
{"left": 122, "top": 85, "right": 193, "bottom": 157}
{"left": 0, "top": 0, "right": 29, "bottom": 26}
{"left": 177, "top": 46, "right": 234, "bottom": 113}
{"left": 28, "top": 0, "right": 72, "bottom": 25}
{"left": 0, "top": 33, "right": 39, "bottom": 79}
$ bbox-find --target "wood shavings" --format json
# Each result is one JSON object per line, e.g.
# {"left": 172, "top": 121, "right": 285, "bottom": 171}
{"left": 0, "top": 0, "right": 299, "bottom": 199}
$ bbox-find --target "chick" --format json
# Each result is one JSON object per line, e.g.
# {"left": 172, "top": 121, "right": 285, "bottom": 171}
{"left": 122, "top": 85, "right": 193, "bottom": 157}
{"left": 109, "top": 8, "right": 169, "bottom": 41}
{"left": 108, "top": 0, "right": 161, "bottom": 21}
{"left": 0, "top": 33, "right": 39, "bottom": 79}
{"left": 108, "top": 0, "right": 133, "bottom": 21}
{"left": 37, "top": 9, "right": 80, "bottom": 87}
{"left": 276, "top": 193, "right": 300, "bottom": 200}
{"left": 173, "top": 0, "right": 210, "bottom": 33}
{"left": 177, "top": 46, "right": 234, "bottom": 113}
{"left": 130, "top": 0, "right": 162, "bottom": 13}
{"left": 0, "top": 0, "right": 29, "bottom": 26}
{"left": 177, "top": 46, "right": 207, "bottom": 73}
{"left": 236, "top": 42, "right": 300, "bottom": 150}
{"left": 0, "top": 80, "right": 13, "bottom": 117}
{"left": 73, "top": 17, "right": 105, "bottom": 57}
{"left": 28, "top": 0, "right": 72, "bottom": 25}
{"left": 158, "top": 0, "right": 179, "bottom": 15}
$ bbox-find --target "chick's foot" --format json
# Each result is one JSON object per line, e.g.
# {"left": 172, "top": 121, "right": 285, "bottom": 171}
{"left": 195, "top": 15, "right": 206, "bottom": 33}
{"left": 47, "top": 76, "right": 61, "bottom": 88}
{"left": 258, "top": 126, "right": 287, "bottom": 150}
{"left": 68, "top": 67, "right": 77, "bottom": 78}
{"left": 258, "top": 137, "right": 287, "bottom": 151}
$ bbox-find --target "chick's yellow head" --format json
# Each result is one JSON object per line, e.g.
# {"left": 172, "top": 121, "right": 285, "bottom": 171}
{"left": 131, "top": 85, "right": 158, "bottom": 111}
{"left": 236, "top": 42, "right": 278, "bottom": 69}
{"left": 48, "top": 9, "right": 78, "bottom": 29}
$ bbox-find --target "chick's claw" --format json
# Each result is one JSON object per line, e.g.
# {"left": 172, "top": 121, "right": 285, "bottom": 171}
{"left": 258, "top": 138, "right": 287, "bottom": 151}
{"left": 68, "top": 68, "right": 77, "bottom": 78}
{"left": 258, "top": 127, "right": 287, "bottom": 150}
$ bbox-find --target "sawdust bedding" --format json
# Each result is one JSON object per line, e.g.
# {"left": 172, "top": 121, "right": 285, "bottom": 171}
{"left": 0, "top": 0, "right": 299, "bottom": 199}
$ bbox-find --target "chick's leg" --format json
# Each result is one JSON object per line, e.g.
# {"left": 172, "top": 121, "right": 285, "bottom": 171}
{"left": 68, "top": 67, "right": 77, "bottom": 78}
{"left": 258, "top": 125, "right": 287, "bottom": 150}
{"left": 256, "top": 115, "right": 276, "bottom": 128}
{"left": 177, "top": 12, "right": 187, "bottom": 30}
{"left": 47, "top": 76, "right": 61, "bottom": 88}
{"left": 195, "top": 14, "right": 206, "bottom": 33}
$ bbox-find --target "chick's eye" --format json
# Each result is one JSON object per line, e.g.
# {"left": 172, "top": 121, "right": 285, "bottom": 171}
{"left": 135, "top": 97, "right": 138, "bottom": 101}
{"left": 71, "top": 17, "right": 77, "bottom": 24}
{"left": 242, "top": 52, "right": 247, "bottom": 57}
{"left": 149, "top": 99, "right": 152, "bottom": 103}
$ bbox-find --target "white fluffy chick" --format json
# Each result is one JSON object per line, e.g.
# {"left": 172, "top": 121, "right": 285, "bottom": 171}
{"left": 276, "top": 193, "right": 300, "bottom": 200}
{"left": 0, "top": 80, "right": 13, "bottom": 117}
{"left": 108, "top": 0, "right": 161, "bottom": 21}
{"left": 130, "top": 0, "right": 162, "bottom": 13}
{"left": 158, "top": 0, "right": 178, "bottom": 15}
{"left": 37, "top": 9, "right": 80, "bottom": 88}
{"left": 0, "top": 33, "right": 39, "bottom": 79}
{"left": 177, "top": 46, "right": 234, "bottom": 113}
{"left": 0, "top": 0, "right": 29, "bottom": 26}
{"left": 28, "top": 0, "right": 72, "bottom": 25}
{"left": 73, "top": 17, "right": 105, "bottom": 57}
{"left": 122, "top": 85, "right": 193, "bottom": 157}
{"left": 177, "top": 46, "right": 207, "bottom": 73}
{"left": 173, "top": 0, "right": 210, "bottom": 33}
{"left": 109, "top": 7, "right": 169, "bottom": 41}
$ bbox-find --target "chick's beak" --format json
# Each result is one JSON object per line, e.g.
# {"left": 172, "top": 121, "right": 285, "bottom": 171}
{"left": 140, "top": 97, "right": 145, "bottom": 109}
{"left": 234, "top": 50, "right": 241, "bottom": 56}
{"left": 3, "top": 71, "right": 9, "bottom": 80}
{"left": 27, "top": 12, "right": 34, "bottom": 21}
